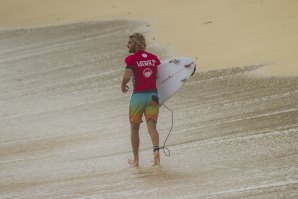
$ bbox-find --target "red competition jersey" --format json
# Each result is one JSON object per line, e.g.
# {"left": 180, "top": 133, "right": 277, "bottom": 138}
{"left": 125, "top": 50, "right": 161, "bottom": 93}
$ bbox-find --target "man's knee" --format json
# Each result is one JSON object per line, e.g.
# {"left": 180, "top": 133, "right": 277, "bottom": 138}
{"left": 131, "top": 122, "right": 140, "bottom": 131}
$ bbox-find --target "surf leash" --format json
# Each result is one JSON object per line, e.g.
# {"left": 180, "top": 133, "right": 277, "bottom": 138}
{"left": 159, "top": 104, "right": 174, "bottom": 157}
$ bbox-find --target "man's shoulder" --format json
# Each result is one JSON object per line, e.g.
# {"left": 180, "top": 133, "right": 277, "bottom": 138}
{"left": 125, "top": 54, "right": 136, "bottom": 66}
{"left": 125, "top": 54, "right": 136, "bottom": 61}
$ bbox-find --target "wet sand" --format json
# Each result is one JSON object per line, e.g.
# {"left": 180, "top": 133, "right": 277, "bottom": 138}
{"left": 0, "top": 21, "right": 297, "bottom": 198}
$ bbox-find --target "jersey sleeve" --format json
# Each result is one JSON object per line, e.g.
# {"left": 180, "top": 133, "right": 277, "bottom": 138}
{"left": 125, "top": 55, "right": 134, "bottom": 70}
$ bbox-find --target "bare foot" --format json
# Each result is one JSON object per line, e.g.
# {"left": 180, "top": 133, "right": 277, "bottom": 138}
{"left": 128, "top": 159, "right": 139, "bottom": 167}
{"left": 153, "top": 152, "right": 160, "bottom": 166}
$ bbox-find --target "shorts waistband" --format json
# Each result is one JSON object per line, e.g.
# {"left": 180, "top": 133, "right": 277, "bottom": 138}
{"left": 133, "top": 90, "right": 157, "bottom": 94}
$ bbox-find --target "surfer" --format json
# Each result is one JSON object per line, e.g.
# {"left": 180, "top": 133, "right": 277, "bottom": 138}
{"left": 121, "top": 33, "right": 161, "bottom": 167}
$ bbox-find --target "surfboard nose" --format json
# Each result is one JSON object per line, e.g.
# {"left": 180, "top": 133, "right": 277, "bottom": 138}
{"left": 184, "top": 62, "right": 193, "bottom": 68}
{"left": 191, "top": 63, "right": 196, "bottom": 76}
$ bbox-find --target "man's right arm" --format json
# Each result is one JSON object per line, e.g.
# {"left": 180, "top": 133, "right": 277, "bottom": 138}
{"left": 121, "top": 68, "right": 133, "bottom": 93}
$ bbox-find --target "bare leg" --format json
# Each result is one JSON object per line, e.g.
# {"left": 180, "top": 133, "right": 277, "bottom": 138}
{"left": 128, "top": 122, "right": 140, "bottom": 167}
{"left": 147, "top": 120, "right": 160, "bottom": 166}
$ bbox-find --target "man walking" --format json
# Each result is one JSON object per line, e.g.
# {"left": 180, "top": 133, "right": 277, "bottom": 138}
{"left": 121, "top": 33, "right": 161, "bottom": 167}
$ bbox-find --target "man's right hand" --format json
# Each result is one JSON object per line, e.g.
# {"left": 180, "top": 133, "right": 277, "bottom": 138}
{"left": 121, "top": 68, "right": 132, "bottom": 93}
{"left": 121, "top": 84, "right": 129, "bottom": 93}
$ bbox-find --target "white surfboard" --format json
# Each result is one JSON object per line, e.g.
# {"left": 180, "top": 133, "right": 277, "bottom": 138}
{"left": 157, "top": 57, "right": 196, "bottom": 105}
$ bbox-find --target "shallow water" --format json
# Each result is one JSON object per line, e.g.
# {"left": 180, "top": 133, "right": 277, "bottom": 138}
{"left": 0, "top": 21, "right": 297, "bottom": 198}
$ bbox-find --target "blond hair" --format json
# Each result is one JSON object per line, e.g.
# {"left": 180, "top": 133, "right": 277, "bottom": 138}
{"left": 129, "top": 33, "right": 147, "bottom": 50}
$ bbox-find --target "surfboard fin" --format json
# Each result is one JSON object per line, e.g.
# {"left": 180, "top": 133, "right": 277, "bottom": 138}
{"left": 184, "top": 62, "right": 193, "bottom": 68}
{"left": 169, "top": 59, "right": 179, "bottom": 64}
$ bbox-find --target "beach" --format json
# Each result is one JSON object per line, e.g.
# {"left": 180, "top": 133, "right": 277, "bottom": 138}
{"left": 0, "top": 1, "right": 298, "bottom": 198}
{"left": 1, "top": 0, "right": 298, "bottom": 76}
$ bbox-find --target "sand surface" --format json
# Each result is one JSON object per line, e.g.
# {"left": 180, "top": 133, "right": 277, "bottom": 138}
{"left": 0, "top": 1, "right": 298, "bottom": 198}
{"left": 0, "top": 0, "right": 298, "bottom": 76}
{"left": 1, "top": 20, "right": 298, "bottom": 199}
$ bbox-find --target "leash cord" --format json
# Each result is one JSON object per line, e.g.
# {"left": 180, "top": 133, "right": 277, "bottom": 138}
{"left": 159, "top": 104, "right": 173, "bottom": 157}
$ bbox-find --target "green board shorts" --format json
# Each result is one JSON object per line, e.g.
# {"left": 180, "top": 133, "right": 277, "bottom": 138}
{"left": 129, "top": 92, "right": 159, "bottom": 124}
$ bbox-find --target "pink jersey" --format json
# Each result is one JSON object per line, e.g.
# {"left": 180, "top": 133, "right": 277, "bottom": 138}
{"left": 125, "top": 50, "right": 161, "bottom": 93}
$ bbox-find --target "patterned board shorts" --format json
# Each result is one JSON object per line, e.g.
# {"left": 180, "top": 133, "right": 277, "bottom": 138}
{"left": 129, "top": 92, "right": 159, "bottom": 124}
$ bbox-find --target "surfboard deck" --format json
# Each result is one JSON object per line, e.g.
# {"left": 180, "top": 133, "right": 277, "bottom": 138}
{"left": 157, "top": 57, "right": 196, "bottom": 105}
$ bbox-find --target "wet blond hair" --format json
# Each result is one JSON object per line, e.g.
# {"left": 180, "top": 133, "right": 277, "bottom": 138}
{"left": 129, "top": 33, "right": 147, "bottom": 50}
